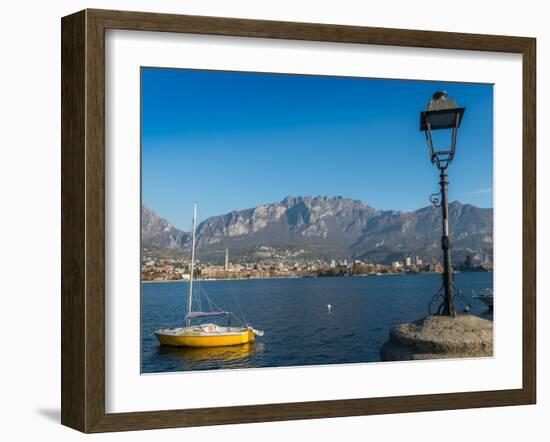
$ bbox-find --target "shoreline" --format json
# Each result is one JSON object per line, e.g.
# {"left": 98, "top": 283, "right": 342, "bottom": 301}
{"left": 142, "top": 275, "right": 307, "bottom": 283}
{"left": 141, "top": 271, "right": 492, "bottom": 284}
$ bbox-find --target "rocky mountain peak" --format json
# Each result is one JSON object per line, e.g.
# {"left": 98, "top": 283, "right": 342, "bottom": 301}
{"left": 141, "top": 196, "right": 492, "bottom": 264}
{"left": 141, "top": 205, "right": 189, "bottom": 250}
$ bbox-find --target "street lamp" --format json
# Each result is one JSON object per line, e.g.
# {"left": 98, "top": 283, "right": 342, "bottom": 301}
{"left": 420, "top": 91, "right": 465, "bottom": 318}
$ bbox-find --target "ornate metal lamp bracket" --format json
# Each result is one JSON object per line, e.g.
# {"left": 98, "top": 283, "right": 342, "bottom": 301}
{"left": 430, "top": 191, "right": 442, "bottom": 207}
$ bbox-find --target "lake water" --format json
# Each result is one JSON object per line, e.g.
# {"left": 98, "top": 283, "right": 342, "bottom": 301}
{"left": 141, "top": 272, "right": 493, "bottom": 373}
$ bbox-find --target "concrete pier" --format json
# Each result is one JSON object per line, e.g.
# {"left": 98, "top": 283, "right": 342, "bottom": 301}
{"left": 380, "top": 314, "right": 493, "bottom": 361}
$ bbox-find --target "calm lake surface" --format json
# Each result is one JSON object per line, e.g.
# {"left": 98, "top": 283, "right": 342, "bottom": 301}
{"left": 141, "top": 272, "right": 493, "bottom": 373}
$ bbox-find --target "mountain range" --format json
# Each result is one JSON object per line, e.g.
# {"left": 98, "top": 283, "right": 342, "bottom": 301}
{"left": 141, "top": 196, "right": 493, "bottom": 264}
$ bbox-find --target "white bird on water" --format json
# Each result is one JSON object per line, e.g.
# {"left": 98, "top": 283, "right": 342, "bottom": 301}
{"left": 326, "top": 304, "right": 332, "bottom": 311}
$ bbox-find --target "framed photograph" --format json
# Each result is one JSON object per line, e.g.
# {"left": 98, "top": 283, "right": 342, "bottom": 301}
{"left": 61, "top": 9, "right": 536, "bottom": 433}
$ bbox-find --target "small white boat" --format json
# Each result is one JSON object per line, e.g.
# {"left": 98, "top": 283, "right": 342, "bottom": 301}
{"left": 472, "top": 289, "right": 493, "bottom": 309}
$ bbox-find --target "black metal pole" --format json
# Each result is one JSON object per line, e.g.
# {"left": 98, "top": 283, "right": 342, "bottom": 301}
{"left": 439, "top": 169, "right": 456, "bottom": 317}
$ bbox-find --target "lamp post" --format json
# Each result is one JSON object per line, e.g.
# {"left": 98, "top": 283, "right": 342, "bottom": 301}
{"left": 420, "top": 91, "right": 465, "bottom": 318}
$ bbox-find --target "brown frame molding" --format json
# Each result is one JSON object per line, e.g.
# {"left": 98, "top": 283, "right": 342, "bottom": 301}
{"left": 61, "top": 9, "right": 536, "bottom": 433}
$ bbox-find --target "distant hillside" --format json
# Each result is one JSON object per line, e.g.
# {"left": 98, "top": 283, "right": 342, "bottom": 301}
{"left": 141, "top": 205, "right": 189, "bottom": 250}
{"left": 142, "top": 196, "right": 493, "bottom": 264}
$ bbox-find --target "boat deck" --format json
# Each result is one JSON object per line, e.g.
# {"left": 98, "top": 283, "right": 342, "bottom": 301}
{"left": 156, "top": 323, "right": 249, "bottom": 337}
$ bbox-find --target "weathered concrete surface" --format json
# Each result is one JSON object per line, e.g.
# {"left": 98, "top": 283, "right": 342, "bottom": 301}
{"left": 380, "top": 315, "right": 493, "bottom": 361}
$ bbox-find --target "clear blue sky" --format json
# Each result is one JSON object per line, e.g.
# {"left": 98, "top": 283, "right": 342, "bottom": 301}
{"left": 142, "top": 67, "right": 493, "bottom": 230}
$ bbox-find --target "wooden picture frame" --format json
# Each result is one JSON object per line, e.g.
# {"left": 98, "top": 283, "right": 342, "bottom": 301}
{"left": 61, "top": 8, "right": 536, "bottom": 433}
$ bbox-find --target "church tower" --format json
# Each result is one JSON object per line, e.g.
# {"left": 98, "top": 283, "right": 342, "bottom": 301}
{"left": 224, "top": 246, "right": 229, "bottom": 271}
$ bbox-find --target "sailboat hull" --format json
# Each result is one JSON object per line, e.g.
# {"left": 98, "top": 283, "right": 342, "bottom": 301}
{"left": 155, "top": 326, "right": 255, "bottom": 348}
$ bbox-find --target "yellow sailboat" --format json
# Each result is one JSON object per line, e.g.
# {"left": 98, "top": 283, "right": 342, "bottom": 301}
{"left": 155, "top": 202, "right": 263, "bottom": 348}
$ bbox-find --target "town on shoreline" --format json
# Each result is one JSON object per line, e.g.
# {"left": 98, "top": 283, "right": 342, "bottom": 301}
{"left": 141, "top": 247, "right": 493, "bottom": 282}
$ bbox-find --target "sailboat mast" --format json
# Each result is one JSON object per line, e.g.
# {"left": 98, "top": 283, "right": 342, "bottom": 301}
{"left": 186, "top": 202, "right": 197, "bottom": 327}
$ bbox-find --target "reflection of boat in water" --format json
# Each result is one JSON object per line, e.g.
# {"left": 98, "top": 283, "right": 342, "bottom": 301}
{"left": 472, "top": 289, "right": 493, "bottom": 309}
{"left": 157, "top": 342, "right": 259, "bottom": 365}
{"left": 155, "top": 203, "right": 263, "bottom": 348}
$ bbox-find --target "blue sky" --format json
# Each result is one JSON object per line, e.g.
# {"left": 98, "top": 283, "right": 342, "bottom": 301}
{"left": 142, "top": 68, "right": 493, "bottom": 230}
